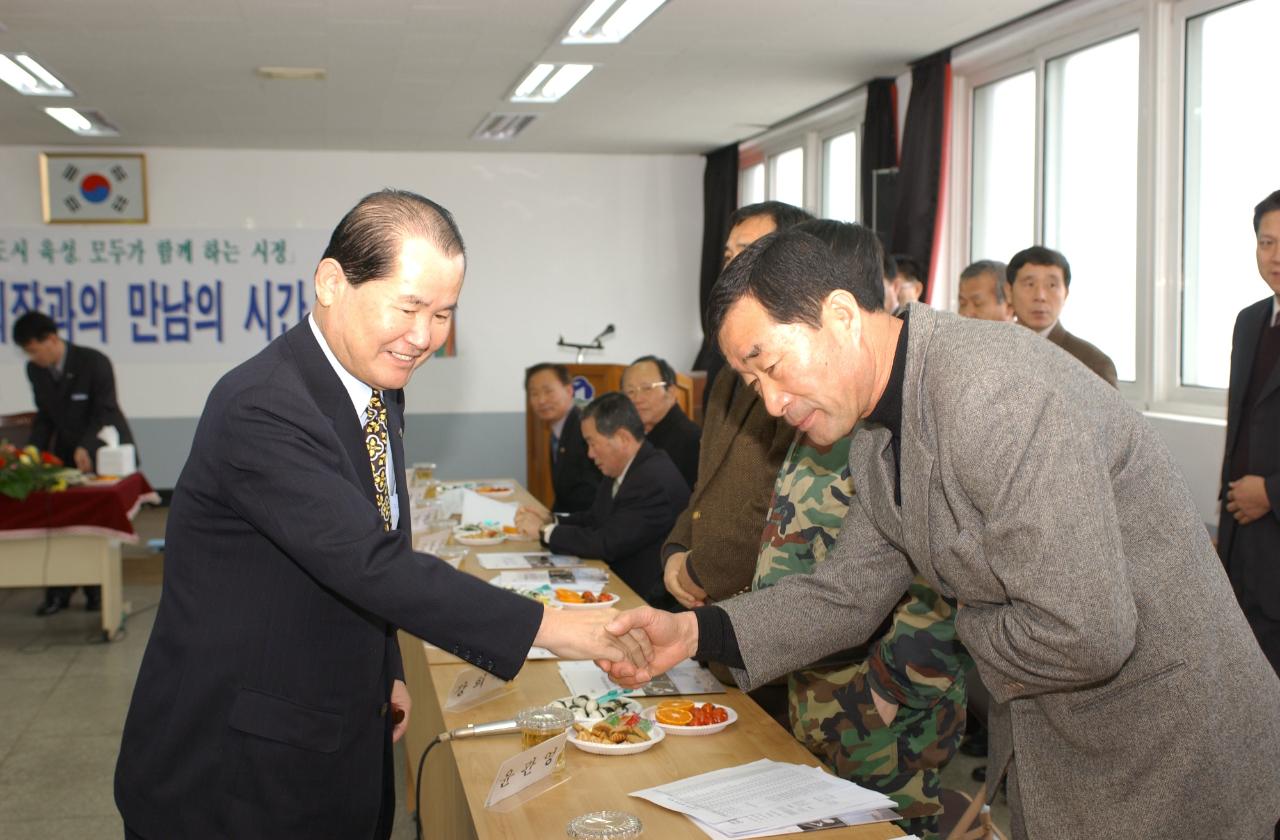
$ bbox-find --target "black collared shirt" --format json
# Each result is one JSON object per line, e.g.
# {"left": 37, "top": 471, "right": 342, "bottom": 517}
{"left": 693, "top": 311, "right": 912, "bottom": 668}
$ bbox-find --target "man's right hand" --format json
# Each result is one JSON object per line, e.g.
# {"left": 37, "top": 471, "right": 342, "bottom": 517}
{"left": 533, "top": 607, "right": 651, "bottom": 668}
{"left": 598, "top": 607, "right": 699, "bottom": 687}
{"left": 663, "top": 551, "right": 708, "bottom": 608}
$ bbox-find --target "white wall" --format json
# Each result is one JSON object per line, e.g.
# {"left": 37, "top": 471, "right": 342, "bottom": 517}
{"left": 0, "top": 146, "right": 705, "bottom": 420}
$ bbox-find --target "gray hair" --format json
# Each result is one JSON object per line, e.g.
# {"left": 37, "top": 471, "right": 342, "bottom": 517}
{"left": 960, "top": 260, "right": 1008, "bottom": 304}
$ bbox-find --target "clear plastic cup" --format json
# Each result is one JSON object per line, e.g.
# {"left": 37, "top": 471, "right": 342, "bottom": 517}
{"left": 516, "top": 704, "right": 574, "bottom": 770}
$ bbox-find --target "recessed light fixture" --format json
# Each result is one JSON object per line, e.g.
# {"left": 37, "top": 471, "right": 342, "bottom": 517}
{"left": 509, "top": 63, "right": 593, "bottom": 103}
{"left": 472, "top": 113, "right": 538, "bottom": 141}
{"left": 255, "top": 66, "right": 327, "bottom": 81}
{"left": 562, "top": 0, "right": 667, "bottom": 45}
{"left": 45, "top": 107, "right": 119, "bottom": 137}
{"left": 0, "top": 53, "right": 72, "bottom": 96}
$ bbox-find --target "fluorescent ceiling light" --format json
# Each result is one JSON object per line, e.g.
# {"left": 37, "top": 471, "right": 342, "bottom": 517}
{"left": 562, "top": 0, "right": 666, "bottom": 44}
{"left": 509, "top": 63, "right": 593, "bottom": 103}
{"left": 45, "top": 107, "right": 119, "bottom": 137}
{"left": 0, "top": 53, "right": 72, "bottom": 96}
{"left": 472, "top": 113, "right": 538, "bottom": 141}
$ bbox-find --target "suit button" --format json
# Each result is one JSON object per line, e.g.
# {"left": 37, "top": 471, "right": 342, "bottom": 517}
{"left": 691, "top": 511, "right": 701, "bottom": 521}
{"left": 379, "top": 702, "right": 389, "bottom": 717}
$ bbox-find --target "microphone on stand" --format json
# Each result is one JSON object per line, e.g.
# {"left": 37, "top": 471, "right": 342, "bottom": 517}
{"left": 438, "top": 718, "right": 519, "bottom": 741}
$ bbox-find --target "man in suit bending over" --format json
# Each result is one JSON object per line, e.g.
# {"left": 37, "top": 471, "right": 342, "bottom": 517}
{"left": 622, "top": 354, "right": 700, "bottom": 489}
{"left": 1006, "top": 245, "right": 1118, "bottom": 387}
{"left": 517, "top": 392, "right": 690, "bottom": 607}
{"left": 115, "top": 190, "right": 644, "bottom": 840}
{"left": 14, "top": 310, "right": 136, "bottom": 615}
{"left": 604, "top": 228, "right": 1280, "bottom": 840}
{"left": 1219, "top": 188, "right": 1280, "bottom": 676}
{"left": 526, "top": 362, "right": 602, "bottom": 513}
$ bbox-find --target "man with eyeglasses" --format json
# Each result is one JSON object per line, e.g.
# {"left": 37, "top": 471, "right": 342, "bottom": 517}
{"left": 622, "top": 355, "right": 700, "bottom": 489}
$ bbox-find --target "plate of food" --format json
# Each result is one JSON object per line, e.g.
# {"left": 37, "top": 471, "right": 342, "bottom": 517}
{"left": 552, "top": 589, "right": 619, "bottom": 609}
{"left": 568, "top": 713, "right": 664, "bottom": 755}
{"left": 548, "top": 693, "right": 642, "bottom": 721}
{"left": 642, "top": 701, "right": 737, "bottom": 736}
{"left": 452, "top": 524, "right": 505, "bottom": 546}
{"left": 472, "top": 483, "right": 515, "bottom": 498}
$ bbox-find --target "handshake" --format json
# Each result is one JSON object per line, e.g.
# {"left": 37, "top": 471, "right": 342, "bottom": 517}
{"left": 532, "top": 604, "right": 704, "bottom": 687}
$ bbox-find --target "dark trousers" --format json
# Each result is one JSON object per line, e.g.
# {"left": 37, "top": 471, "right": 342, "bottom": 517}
{"left": 44, "top": 585, "right": 100, "bottom": 605}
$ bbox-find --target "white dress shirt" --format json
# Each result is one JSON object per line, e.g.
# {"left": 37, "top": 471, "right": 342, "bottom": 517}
{"left": 308, "top": 314, "right": 399, "bottom": 529}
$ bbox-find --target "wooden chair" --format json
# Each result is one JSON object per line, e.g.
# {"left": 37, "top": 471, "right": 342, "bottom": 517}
{"left": 941, "top": 784, "right": 1006, "bottom": 840}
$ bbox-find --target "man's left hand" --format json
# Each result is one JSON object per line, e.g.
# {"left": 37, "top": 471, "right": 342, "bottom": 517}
{"left": 390, "top": 679, "right": 411, "bottom": 743}
{"left": 74, "top": 446, "right": 93, "bottom": 473}
{"left": 1227, "top": 475, "right": 1271, "bottom": 525}
{"left": 514, "top": 506, "right": 550, "bottom": 540}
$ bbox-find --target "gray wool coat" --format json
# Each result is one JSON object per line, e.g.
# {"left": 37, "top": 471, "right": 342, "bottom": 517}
{"left": 720, "top": 305, "right": 1280, "bottom": 839}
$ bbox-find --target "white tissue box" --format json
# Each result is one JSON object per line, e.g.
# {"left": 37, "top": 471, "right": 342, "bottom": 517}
{"left": 96, "top": 444, "right": 136, "bottom": 476}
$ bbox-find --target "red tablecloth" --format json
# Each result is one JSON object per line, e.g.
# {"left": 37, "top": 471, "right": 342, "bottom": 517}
{"left": 0, "top": 473, "right": 160, "bottom": 542}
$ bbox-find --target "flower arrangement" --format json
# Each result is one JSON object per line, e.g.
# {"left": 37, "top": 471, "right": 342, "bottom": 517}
{"left": 0, "top": 441, "right": 77, "bottom": 501}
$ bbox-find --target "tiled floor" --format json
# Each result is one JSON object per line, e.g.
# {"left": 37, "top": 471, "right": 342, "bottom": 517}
{"left": 0, "top": 506, "right": 1008, "bottom": 839}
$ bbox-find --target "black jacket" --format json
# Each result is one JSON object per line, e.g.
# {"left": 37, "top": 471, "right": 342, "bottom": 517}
{"left": 547, "top": 440, "right": 690, "bottom": 605}
{"left": 551, "top": 406, "right": 602, "bottom": 513}
{"left": 26, "top": 343, "right": 134, "bottom": 465}
{"left": 645, "top": 403, "right": 701, "bottom": 490}
{"left": 1218, "top": 296, "right": 1280, "bottom": 620}
{"left": 115, "top": 322, "right": 542, "bottom": 839}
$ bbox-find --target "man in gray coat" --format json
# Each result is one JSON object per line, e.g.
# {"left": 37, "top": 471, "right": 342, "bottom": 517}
{"left": 603, "top": 229, "right": 1280, "bottom": 839}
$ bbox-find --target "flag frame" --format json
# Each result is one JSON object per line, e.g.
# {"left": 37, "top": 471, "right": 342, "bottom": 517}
{"left": 39, "top": 152, "right": 149, "bottom": 224}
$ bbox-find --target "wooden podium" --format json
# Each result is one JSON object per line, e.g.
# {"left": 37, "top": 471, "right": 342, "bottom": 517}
{"left": 525, "top": 364, "right": 698, "bottom": 509}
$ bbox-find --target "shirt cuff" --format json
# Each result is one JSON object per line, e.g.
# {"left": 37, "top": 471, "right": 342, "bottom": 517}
{"left": 692, "top": 606, "right": 744, "bottom": 669}
{"left": 541, "top": 522, "right": 556, "bottom": 544}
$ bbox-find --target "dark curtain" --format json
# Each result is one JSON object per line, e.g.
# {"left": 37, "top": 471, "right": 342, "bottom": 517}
{"left": 860, "top": 77, "right": 899, "bottom": 227}
{"left": 693, "top": 143, "right": 739, "bottom": 372}
{"left": 890, "top": 50, "right": 951, "bottom": 302}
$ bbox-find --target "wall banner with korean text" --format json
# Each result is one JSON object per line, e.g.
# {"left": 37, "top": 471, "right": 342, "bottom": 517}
{"left": 0, "top": 228, "right": 328, "bottom": 363}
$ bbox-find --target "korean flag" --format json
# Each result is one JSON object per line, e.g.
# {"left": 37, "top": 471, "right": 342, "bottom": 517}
{"left": 41, "top": 154, "right": 147, "bottom": 223}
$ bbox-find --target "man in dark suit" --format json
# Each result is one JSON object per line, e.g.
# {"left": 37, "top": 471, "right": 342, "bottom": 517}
{"left": 1219, "top": 189, "right": 1280, "bottom": 676}
{"left": 517, "top": 392, "right": 689, "bottom": 606}
{"left": 14, "top": 310, "right": 136, "bottom": 615}
{"left": 1006, "top": 246, "right": 1119, "bottom": 388}
{"left": 526, "top": 362, "right": 601, "bottom": 513}
{"left": 622, "top": 354, "right": 700, "bottom": 489}
{"left": 114, "top": 190, "right": 643, "bottom": 840}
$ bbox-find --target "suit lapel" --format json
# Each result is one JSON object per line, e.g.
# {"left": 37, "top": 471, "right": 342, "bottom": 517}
{"left": 387, "top": 389, "right": 410, "bottom": 533}
{"left": 695, "top": 375, "right": 758, "bottom": 502}
{"left": 284, "top": 322, "right": 378, "bottom": 505}
{"left": 849, "top": 427, "right": 906, "bottom": 551}
{"left": 898, "top": 309, "right": 937, "bottom": 565}
{"left": 1229, "top": 301, "right": 1268, "bottom": 422}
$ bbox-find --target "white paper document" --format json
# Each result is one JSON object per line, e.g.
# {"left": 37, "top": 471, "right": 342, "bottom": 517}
{"left": 477, "top": 552, "right": 584, "bottom": 570}
{"left": 459, "top": 489, "right": 518, "bottom": 527}
{"left": 558, "top": 658, "right": 726, "bottom": 697}
{"left": 489, "top": 568, "right": 608, "bottom": 593}
{"left": 690, "top": 808, "right": 901, "bottom": 839}
{"left": 630, "top": 760, "right": 896, "bottom": 837}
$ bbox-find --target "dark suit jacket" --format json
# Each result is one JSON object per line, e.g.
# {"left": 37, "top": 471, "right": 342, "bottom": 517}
{"left": 1218, "top": 296, "right": 1280, "bottom": 619}
{"left": 551, "top": 406, "right": 603, "bottom": 513}
{"left": 115, "top": 322, "right": 542, "bottom": 839}
{"left": 548, "top": 440, "right": 690, "bottom": 605}
{"left": 1046, "top": 321, "right": 1119, "bottom": 388}
{"left": 664, "top": 368, "right": 793, "bottom": 601}
{"left": 646, "top": 402, "right": 701, "bottom": 489}
{"left": 26, "top": 343, "right": 135, "bottom": 466}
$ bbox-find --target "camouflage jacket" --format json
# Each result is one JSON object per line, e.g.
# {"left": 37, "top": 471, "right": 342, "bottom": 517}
{"left": 753, "top": 431, "right": 970, "bottom": 709}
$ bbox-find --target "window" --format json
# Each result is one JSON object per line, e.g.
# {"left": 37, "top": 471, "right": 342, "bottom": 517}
{"left": 770, "top": 147, "right": 805, "bottom": 208}
{"left": 740, "top": 162, "right": 764, "bottom": 207}
{"left": 971, "top": 71, "right": 1035, "bottom": 266}
{"left": 822, "top": 130, "right": 858, "bottom": 222}
{"left": 1181, "top": 0, "right": 1280, "bottom": 389}
{"left": 1043, "top": 32, "right": 1140, "bottom": 382}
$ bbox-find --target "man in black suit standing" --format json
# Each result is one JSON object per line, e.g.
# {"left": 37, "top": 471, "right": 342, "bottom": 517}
{"left": 1219, "top": 189, "right": 1280, "bottom": 676}
{"left": 516, "top": 393, "right": 690, "bottom": 606}
{"left": 14, "top": 310, "right": 136, "bottom": 615}
{"left": 525, "top": 362, "right": 601, "bottom": 512}
{"left": 115, "top": 190, "right": 644, "bottom": 840}
{"left": 622, "top": 355, "right": 700, "bottom": 489}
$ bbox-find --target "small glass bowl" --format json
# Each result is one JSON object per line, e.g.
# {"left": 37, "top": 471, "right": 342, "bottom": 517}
{"left": 566, "top": 810, "right": 643, "bottom": 839}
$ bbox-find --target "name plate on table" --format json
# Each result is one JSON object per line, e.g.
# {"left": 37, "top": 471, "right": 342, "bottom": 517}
{"left": 484, "top": 731, "right": 569, "bottom": 808}
{"left": 445, "top": 666, "right": 508, "bottom": 712}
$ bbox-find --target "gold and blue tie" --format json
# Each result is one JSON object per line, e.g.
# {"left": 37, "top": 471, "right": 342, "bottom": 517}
{"left": 363, "top": 392, "right": 392, "bottom": 531}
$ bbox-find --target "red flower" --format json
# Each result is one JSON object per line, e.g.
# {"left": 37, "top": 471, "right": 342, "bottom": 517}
{"left": 41, "top": 451, "right": 63, "bottom": 466}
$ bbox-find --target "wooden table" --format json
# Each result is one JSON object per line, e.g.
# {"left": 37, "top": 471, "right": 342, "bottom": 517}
{"left": 0, "top": 473, "right": 158, "bottom": 639}
{"left": 399, "top": 480, "right": 899, "bottom": 840}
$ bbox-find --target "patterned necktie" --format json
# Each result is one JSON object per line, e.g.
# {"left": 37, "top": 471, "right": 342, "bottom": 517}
{"left": 363, "top": 391, "right": 392, "bottom": 531}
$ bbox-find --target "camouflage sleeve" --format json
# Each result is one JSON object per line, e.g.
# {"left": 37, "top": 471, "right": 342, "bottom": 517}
{"left": 866, "top": 577, "right": 972, "bottom": 710}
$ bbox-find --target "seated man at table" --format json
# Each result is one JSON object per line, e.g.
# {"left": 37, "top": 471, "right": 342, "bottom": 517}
{"left": 622, "top": 354, "right": 700, "bottom": 489}
{"left": 517, "top": 392, "right": 690, "bottom": 606}
{"left": 526, "top": 362, "right": 601, "bottom": 513}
